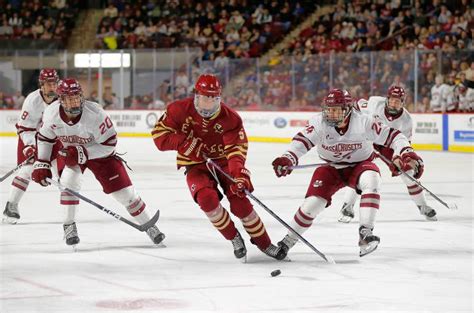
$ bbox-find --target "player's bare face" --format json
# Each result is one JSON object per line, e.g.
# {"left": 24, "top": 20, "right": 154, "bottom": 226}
{"left": 62, "top": 94, "right": 83, "bottom": 116}
{"left": 194, "top": 94, "right": 221, "bottom": 118}
{"left": 41, "top": 81, "right": 58, "bottom": 99}
{"left": 387, "top": 97, "right": 403, "bottom": 115}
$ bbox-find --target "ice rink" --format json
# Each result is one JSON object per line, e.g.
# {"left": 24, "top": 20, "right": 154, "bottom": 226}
{"left": 1, "top": 137, "right": 473, "bottom": 313}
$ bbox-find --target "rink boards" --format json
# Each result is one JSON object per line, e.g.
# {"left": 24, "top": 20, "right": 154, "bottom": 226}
{"left": 0, "top": 110, "right": 473, "bottom": 153}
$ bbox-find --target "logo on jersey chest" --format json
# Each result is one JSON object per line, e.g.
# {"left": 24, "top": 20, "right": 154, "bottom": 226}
{"left": 321, "top": 142, "right": 362, "bottom": 153}
{"left": 214, "top": 123, "right": 223, "bottom": 134}
{"left": 58, "top": 135, "right": 93, "bottom": 145}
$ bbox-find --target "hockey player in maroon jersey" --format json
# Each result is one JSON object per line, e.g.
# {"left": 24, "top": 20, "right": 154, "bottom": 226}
{"left": 152, "top": 74, "right": 286, "bottom": 261}
{"left": 31, "top": 78, "right": 165, "bottom": 247}
{"left": 3, "top": 69, "right": 63, "bottom": 224}
{"left": 272, "top": 89, "right": 424, "bottom": 256}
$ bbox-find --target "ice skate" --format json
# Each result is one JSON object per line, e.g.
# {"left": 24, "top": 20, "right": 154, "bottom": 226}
{"left": 259, "top": 243, "right": 288, "bottom": 261}
{"left": 338, "top": 202, "right": 354, "bottom": 223}
{"left": 359, "top": 226, "right": 379, "bottom": 257}
{"left": 63, "top": 222, "right": 80, "bottom": 249}
{"left": 3, "top": 202, "right": 20, "bottom": 224}
{"left": 277, "top": 234, "right": 298, "bottom": 256}
{"left": 418, "top": 205, "right": 437, "bottom": 221}
{"left": 146, "top": 225, "right": 166, "bottom": 245}
{"left": 231, "top": 232, "right": 247, "bottom": 261}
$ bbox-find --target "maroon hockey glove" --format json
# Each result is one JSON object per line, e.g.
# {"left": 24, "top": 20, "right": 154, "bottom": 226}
{"left": 389, "top": 155, "right": 402, "bottom": 177}
{"left": 22, "top": 145, "right": 36, "bottom": 163}
{"left": 59, "top": 146, "right": 88, "bottom": 167}
{"left": 178, "top": 137, "right": 209, "bottom": 162}
{"left": 272, "top": 154, "right": 297, "bottom": 177}
{"left": 400, "top": 150, "right": 424, "bottom": 179}
{"left": 230, "top": 168, "right": 253, "bottom": 198}
{"left": 31, "top": 160, "right": 52, "bottom": 186}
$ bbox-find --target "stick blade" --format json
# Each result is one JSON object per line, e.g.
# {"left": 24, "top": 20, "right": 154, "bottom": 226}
{"left": 448, "top": 202, "right": 458, "bottom": 210}
{"left": 138, "top": 209, "right": 160, "bottom": 232}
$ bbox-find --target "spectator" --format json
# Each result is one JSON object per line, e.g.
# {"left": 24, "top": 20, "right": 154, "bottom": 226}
{"left": 12, "top": 91, "right": 25, "bottom": 109}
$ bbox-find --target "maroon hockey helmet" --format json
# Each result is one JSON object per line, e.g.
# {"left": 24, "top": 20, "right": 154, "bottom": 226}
{"left": 322, "top": 88, "right": 353, "bottom": 126}
{"left": 194, "top": 74, "right": 222, "bottom": 118}
{"left": 57, "top": 78, "right": 84, "bottom": 115}
{"left": 39, "top": 68, "right": 59, "bottom": 84}
{"left": 386, "top": 85, "right": 406, "bottom": 115}
{"left": 39, "top": 68, "right": 59, "bottom": 98}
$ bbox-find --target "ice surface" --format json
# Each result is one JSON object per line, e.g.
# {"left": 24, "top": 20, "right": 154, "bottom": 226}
{"left": 1, "top": 137, "right": 472, "bottom": 312}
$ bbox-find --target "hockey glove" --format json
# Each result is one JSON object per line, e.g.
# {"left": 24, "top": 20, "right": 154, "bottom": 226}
{"left": 59, "top": 146, "right": 88, "bottom": 167}
{"left": 31, "top": 160, "right": 52, "bottom": 186}
{"left": 178, "top": 136, "right": 209, "bottom": 162}
{"left": 22, "top": 145, "right": 36, "bottom": 163}
{"left": 400, "top": 150, "right": 424, "bottom": 179}
{"left": 390, "top": 155, "right": 402, "bottom": 177}
{"left": 230, "top": 168, "right": 253, "bottom": 198}
{"left": 272, "top": 153, "right": 297, "bottom": 177}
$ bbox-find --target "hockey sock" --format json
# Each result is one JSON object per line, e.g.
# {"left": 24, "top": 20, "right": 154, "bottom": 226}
{"left": 241, "top": 210, "right": 271, "bottom": 250}
{"left": 400, "top": 172, "right": 428, "bottom": 206}
{"left": 359, "top": 193, "right": 379, "bottom": 229}
{"left": 9, "top": 176, "right": 30, "bottom": 204}
{"left": 206, "top": 204, "right": 238, "bottom": 240}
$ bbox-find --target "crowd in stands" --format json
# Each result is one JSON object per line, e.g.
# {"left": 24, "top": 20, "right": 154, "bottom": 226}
{"left": 0, "top": 0, "right": 80, "bottom": 45}
{"left": 1, "top": 1, "right": 473, "bottom": 113}
{"left": 95, "top": 0, "right": 317, "bottom": 59}
{"left": 206, "top": 0, "right": 473, "bottom": 112}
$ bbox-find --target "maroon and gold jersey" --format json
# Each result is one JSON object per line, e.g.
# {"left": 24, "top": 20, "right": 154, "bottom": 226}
{"left": 152, "top": 97, "right": 248, "bottom": 169}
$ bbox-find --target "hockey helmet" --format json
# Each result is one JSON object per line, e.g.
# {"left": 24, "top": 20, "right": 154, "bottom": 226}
{"left": 57, "top": 78, "right": 84, "bottom": 115}
{"left": 39, "top": 68, "right": 59, "bottom": 98}
{"left": 322, "top": 88, "right": 353, "bottom": 127}
{"left": 194, "top": 74, "right": 222, "bottom": 118}
{"left": 386, "top": 85, "right": 406, "bottom": 116}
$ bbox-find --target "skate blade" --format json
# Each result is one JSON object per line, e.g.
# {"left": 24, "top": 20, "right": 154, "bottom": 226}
{"left": 425, "top": 216, "right": 438, "bottom": 221}
{"left": 338, "top": 215, "right": 352, "bottom": 223}
{"left": 239, "top": 255, "right": 248, "bottom": 263}
{"left": 2, "top": 216, "right": 19, "bottom": 224}
{"left": 359, "top": 241, "right": 379, "bottom": 257}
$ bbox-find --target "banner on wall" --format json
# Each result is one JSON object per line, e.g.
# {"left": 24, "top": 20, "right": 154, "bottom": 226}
{"left": 448, "top": 114, "right": 474, "bottom": 152}
{"left": 0, "top": 110, "right": 472, "bottom": 153}
{"left": 411, "top": 114, "right": 443, "bottom": 150}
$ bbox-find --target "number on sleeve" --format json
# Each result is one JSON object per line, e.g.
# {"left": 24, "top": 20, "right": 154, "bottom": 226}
{"left": 371, "top": 121, "right": 382, "bottom": 135}
{"left": 99, "top": 117, "right": 113, "bottom": 134}
{"left": 21, "top": 111, "right": 29, "bottom": 120}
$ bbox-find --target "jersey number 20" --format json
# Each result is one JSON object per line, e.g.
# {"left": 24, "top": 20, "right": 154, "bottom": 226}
{"left": 99, "top": 117, "right": 113, "bottom": 134}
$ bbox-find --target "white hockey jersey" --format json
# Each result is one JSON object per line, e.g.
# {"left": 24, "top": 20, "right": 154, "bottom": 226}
{"left": 16, "top": 89, "right": 54, "bottom": 146}
{"left": 357, "top": 96, "right": 413, "bottom": 141}
{"left": 37, "top": 100, "right": 117, "bottom": 161}
{"left": 285, "top": 110, "right": 411, "bottom": 169}
{"left": 459, "top": 88, "right": 474, "bottom": 112}
{"left": 430, "top": 84, "right": 450, "bottom": 112}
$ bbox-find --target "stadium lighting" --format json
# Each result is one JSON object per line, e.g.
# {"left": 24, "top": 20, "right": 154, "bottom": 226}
{"left": 74, "top": 53, "right": 131, "bottom": 68}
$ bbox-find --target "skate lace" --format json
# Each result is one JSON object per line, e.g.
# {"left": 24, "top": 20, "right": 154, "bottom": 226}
{"left": 231, "top": 233, "right": 245, "bottom": 251}
{"left": 146, "top": 225, "right": 161, "bottom": 239}
{"left": 263, "top": 244, "right": 280, "bottom": 257}
{"left": 281, "top": 234, "right": 298, "bottom": 249}
{"left": 64, "top": 223, "right": 78, "bottom": 239}
{"left": 359, "top": 227, "right": 372, "bottom": 240}
{"left": 6, "top": 202, "right": 19, "bottom": 215}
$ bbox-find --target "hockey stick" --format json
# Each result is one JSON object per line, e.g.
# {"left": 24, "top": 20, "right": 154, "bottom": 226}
{"left": 46, "top": 178, "right": 160, "bottom": 231}
{"left": 375, "top": 151, "right": 458, "bottom": 210}
{"left": 0, "top": 155, "right": 34, "bottom": 183}
{"left": 206, "top": 158, "right": 335, "bottom": 264}
{"left": 288, "top": 150, "right": 357, "bottom": 170}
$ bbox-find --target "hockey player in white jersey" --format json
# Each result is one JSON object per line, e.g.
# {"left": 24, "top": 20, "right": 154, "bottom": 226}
{"left": 339, "top": 86, "right": 437, "bottom": 223}
{"left": 3, "top": 69, "right": 61, "bottom": 224}
{"left": 456, "top": 83, "right": 474, "bottom": 112}
{"left": 30, "top": 78, "right": 165, "bottom": 247}
{"left": 430, "top": 75, "right": 451, "bottom": 113}
{"left": 272, "top": 88, "right": 423, "bottom": 257}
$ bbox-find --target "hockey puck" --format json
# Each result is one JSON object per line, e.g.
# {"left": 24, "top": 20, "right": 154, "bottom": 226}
{"left": 270, "top": 269, "right": 281, "bottom": 277}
